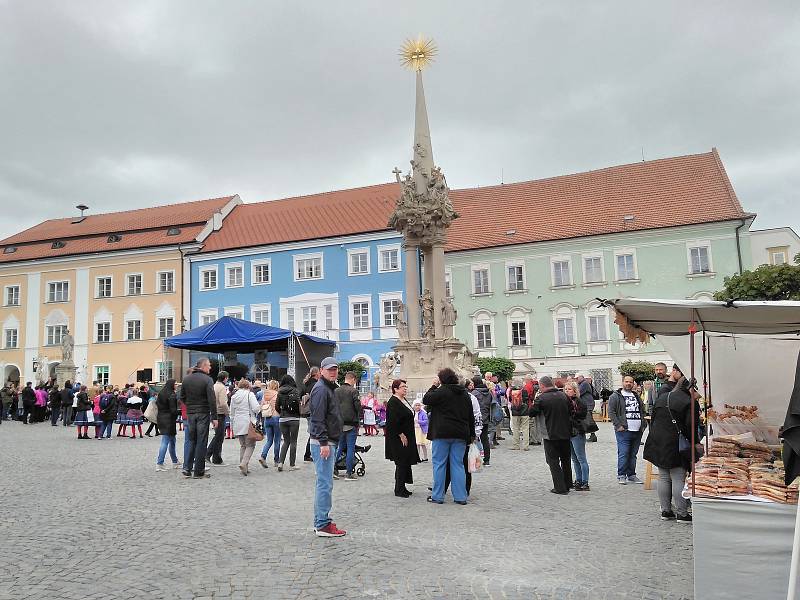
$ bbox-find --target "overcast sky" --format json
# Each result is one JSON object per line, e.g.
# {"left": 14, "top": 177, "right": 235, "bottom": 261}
{"left": 1, "top": 1, "right": 798, "bottom": 242}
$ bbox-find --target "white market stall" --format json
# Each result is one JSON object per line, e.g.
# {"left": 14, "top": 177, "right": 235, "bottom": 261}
{"left": 607, "top": 298, "right": 800, "bottom": 600}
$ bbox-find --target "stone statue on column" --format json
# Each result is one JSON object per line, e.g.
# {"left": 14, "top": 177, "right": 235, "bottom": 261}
{"left": 61, "top": 328, "right": 74, "bottom": 364}
{"left": 441, "top": 297, "right": 457, "bottom": 338}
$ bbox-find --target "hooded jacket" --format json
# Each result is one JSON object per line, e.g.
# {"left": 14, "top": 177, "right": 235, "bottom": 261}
{"left": 309, "top": 377, "right": 342, "bottom": 446}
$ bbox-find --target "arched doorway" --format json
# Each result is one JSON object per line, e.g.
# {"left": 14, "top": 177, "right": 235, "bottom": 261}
{"left": 3, "top": 364, "right": 20, "bottom": 386}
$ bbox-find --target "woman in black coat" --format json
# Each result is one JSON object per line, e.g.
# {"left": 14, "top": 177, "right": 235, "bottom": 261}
{"left": 643, "top": 369, "right": 699, "bottom": 522}
{"left": 155, "top": 380, "right": 180, "bottom": 471}
{"left": 385, "top": 379, "right": 420, "bottom": 498}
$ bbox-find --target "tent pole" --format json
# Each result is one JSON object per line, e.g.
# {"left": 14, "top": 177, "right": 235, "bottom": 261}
{"left": 705, "top": 335, "right": 712, "bottom": 454}
{"left": 689, "top": 315, "right": 697, "bottom": 496}
{"left": 702, "top": 332, "right": 708, "bottom": 452}
{"left": 288, "top": 335, "right": 296, "bottom": 381}
{"left": 788, "top": 488, "right": 800, "bottom": 600}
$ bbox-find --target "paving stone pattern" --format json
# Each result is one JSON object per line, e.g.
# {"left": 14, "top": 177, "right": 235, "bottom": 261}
{"left": 0, "top": 421, "right": 693, "bottom": 599}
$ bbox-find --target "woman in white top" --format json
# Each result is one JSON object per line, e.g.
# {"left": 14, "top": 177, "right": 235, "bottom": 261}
{"left": 229, "top": 379, "right": 261, "bottom": 476}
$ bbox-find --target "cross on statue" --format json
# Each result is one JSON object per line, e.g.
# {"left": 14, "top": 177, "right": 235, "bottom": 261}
{"left": 392, "top": 167, "right": 403, "bottom": 183}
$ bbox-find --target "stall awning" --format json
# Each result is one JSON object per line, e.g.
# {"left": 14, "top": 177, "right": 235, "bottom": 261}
{"left": 163, "top": 316, "right": 336, "bottom": 353}
{"left": 609, "top": 298, "right": 800, "bottom": 337}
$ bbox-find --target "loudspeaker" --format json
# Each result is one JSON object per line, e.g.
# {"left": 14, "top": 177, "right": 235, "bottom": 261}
{"left": 137, "top": 368, "right": 153, "bottom": 382}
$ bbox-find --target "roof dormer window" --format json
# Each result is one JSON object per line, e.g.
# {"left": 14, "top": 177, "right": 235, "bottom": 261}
{"left": 166, "top": 227, "right": 181, "bottom": 236}
{"left": 51, "top": 241, "right": 66, "bottom": 249}
{"left": 107, "top": 234, "right": 122, "bottom": 243}
{"left": 2, "top": 246, "right": 16, "bottom": 254}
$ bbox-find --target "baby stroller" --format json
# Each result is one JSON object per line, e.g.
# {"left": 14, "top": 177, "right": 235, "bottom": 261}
{"left": 335, "top": 443, "right": 371, "bottom": 477}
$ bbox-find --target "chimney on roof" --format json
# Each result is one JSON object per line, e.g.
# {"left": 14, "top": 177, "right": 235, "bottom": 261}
{"left": 72, "top": 204, "right": 89, "bottom": 224}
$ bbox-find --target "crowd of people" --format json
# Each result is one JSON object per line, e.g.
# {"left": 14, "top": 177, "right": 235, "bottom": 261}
{"left": 2, "top": 357, "right": 700, "bottom": 534}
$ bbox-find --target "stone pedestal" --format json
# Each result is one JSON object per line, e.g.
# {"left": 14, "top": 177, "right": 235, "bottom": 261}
{"left": 55, "top": 362, "right": 77, "bottom": 388}
{"left": 395, "top": 337, "right": 477, "bottom": 396}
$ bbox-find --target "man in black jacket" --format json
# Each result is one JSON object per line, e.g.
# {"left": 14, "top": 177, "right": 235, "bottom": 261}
{"left": 309, "top": 357, "right": 345, "bottom": 537}
{"left": 20, "top": 382, "right": 35, "bottom": 425}
{"left": 531, "top": 376, "right": 574, "bottom": 494}
{"left": 178, "top": 358, "right": 217, "bottom": 479}
{"left": 334, "top": 371, "right": 361, "bottom": 481}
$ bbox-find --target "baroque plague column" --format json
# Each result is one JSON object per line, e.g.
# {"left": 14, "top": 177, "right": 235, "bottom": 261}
{"left": 389, "top": 37, "right": 475, "bottom": 392}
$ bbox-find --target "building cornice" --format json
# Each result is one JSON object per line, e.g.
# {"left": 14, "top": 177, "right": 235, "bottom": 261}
{"left": 0, "top": 243, "right": 202, "bottom": 272}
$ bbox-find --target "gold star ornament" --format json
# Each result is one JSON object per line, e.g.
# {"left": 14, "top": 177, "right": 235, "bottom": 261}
{"left": 399, "top": 35, "right": 437, "bottom": 71}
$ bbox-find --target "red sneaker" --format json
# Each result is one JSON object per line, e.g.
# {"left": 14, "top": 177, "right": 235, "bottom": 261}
{"left": 315, "top": 522, "right": 346, "bottom": 537}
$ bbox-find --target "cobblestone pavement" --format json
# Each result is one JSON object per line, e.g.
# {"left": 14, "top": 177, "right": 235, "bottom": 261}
{"left": 1, "top": 420, "right": 693, "bottom": 599}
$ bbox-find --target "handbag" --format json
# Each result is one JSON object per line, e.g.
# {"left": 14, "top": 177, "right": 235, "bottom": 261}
{"left": 246, "top": 392, "right": 264, "bottom": 441}
{"left": 583, "top": 411, "right": 599, "bottom": 434}
{"left": 144, "top": 399, "right": 158, "bottom": 423}
{"left": 667, "top": 391, "right": 702, "bottom": 461}
{"left": 261, "top": 400, "right": 274, "bottom": 419}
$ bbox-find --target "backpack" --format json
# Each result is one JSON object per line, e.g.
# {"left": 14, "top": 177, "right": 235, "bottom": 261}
{"left": 510, "top": 389, "right": 523, "bottom": 408}
{"left": 299, "top": 393, "right": 311, "bottom": 417}
{"left": 491, "top": 402, "right": 504, "bottom": 425}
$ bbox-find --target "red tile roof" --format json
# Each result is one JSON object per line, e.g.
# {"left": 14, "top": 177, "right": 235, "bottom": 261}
{"left": 0, "top": 196, "right": 234, "bottom": 264}
{"left": 201, "top": 150, "right": 747, "bottom": 254}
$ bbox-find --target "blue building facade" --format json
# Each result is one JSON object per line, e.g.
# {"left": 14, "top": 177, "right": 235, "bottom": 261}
{"left": 188, "top": 230, "right": 408, "bottom": 384}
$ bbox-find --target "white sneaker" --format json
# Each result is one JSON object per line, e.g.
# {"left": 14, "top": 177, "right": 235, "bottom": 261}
{"left": 617, "top": 477, "right": 628, "bottom": 485}
{"left": 173, "top": 462, "right": 182, "bottom": 469}
{"left": 155, "top": 465, "right": 168, "bottom": 472}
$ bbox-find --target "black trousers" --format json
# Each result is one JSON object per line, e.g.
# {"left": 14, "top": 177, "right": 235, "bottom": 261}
{"left": 479, "top": 425, "right": 491, "bottom": 464}
{"left": 206, "top": 413, "right": 226, "bottom": 463}
{"left": 444, "top": 445, "right": 472, "bottom": 496}
{"left": 394, "top": 463, "right": 413, "bottom": 493}
{"left": 21, "top": 405, "right": 32, "bottom": 424}
{"left": 145, "top": 421, "right": 160, "bottom": 435}
{"left": 303, "top": 417, "right": 312, "bottom": 460}
{"left": 62, "top": 405, "right": 73, "bottom": 426}
{"left": 543, "top": 439, "right": 573, "bottom": 493}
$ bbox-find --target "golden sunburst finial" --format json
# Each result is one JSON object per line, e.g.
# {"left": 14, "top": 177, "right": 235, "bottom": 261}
{"left": 399, "top": 35, "right": 437, "bottom": 71}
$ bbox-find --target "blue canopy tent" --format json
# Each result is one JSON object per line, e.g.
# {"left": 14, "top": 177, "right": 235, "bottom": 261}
{"left": 164, "top": 316, "right": 336, "bottom": 381}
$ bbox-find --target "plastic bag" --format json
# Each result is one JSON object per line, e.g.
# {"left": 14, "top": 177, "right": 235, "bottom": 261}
{"left": 467, "top": 443, "right": 482, "bottom": 473}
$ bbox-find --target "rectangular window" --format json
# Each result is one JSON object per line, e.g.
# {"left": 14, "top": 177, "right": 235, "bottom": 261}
{"left": 511, "top": 321, "right": 527, "bottom": 346}
{"left": 348, "top": 250, "right": 369, "bottom": 275}
{"left": 252, "top": 261, "right": 271, "bottom": 285}
{"left": 557, "top": 318, "right": 576, "bottom": 344}
{"left": 690, "top": 247, "right": 711, "bottom": 274}
{"left": 127, "top": 274, "right": 142, "bottom": 296}
{"left": 5, "top": 285, "right": 20, "bottom": 306}
{"left": 225, "top": 263, "right": 244, "bottom": 288}
{"left": 771, "top": 251, "right": 787, "bottom": 265}
{"left": 4, "top": 328, "right": 18, "bottom": 349}
{"left": 158, "top": 317, "right": 174, "bottom": 339}
{"left": 286, "top": 307, "right": 295, "bottom": 330}
{"left": 588, "top": 316, "right": 608, "bottom": 342}
{"left": 552, "top": 261, "right": 571, "bottom": 287}
{"left": 507, "top": 265, "right": 524, "bottom": 291}
{"left": 95, "top": 366, "right": 110, "bottom": 386}
{"left": 325, "top": 304, "right": 334, "bottom": 330}
{"left": 378, "top": 247, "right": 400, "bottom": 272}
{"left": 47, "top": 281, "right": 69, "bottom": 303}
{"left": 96, "top": 322, "right": 111, "bottom": 343}
{"left": 383, "top": 299, "right": 401, "bottom": 326}
{"left": 616, "top": 254, "right": 636, "bottom": 280}
{"left": 473, "top": 268, "right": 490, "bottom": 294}
{"left": 476, "top": 324, "right": 493, "bottom": 349}
{"left": 157, "top": 271, "right": 174, "bottom": 293}
{"left": 584, "top": 257, "right": 603, "bottom": 284}
{"left": 445, "top": 271, "right": 452, "bottom": 298}
{"left": 46, "top": 324, "right": 67, "bottom": 346}
{"left": 225, "top": 308, "right": 244, "bottom": 320}
{"left": 352, "top": 302, "right": 370, "bottom": 329}
{"left": 252, "top": 309, "right": 270, "bottom": 325}
{"left": 157, "top": 361, "right": 173, "bottom": 382}
{"left": 126, "top": 320, "right": 142, "bottom": 341}
{"left": 200, "top": 267, "right": 217, "bottom": 290}
{"left": 200, "top": 314, "right": 216, "bottom": 326}
{"left": 302, "top": 307, "right": 317, "bottom": 332}
{"left": 96, "top": 277, "right": 112, "bottom": 298}
{"left": 295, "top": 255, "right": 323, "bottom": 280}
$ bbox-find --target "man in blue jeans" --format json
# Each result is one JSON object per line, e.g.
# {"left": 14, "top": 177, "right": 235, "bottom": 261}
{"left": 178, "top": 358, "right": 218, "bottom": 479}
{"left": 334, "top": 371, "right": 361, "bottom": 481}
{"left": 608, "top": 375, "right": 647, "bottom": 484}
{"left": 309, "top": 357, "right": 346, "bottom": 537}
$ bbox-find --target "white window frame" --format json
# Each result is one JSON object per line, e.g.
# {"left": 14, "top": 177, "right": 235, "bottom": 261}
{"left": 198, "top": 308, "right": 218, "bottom": 326}
{"left": 550, "top": 256, "right": 573, "bottom": 288}
{"left": 444, "top": 269, "right": 452, "bottom": 298}
{"left": 46, "top": 280, "right": 70, "bottom": 303}
{"left": 126, "top": 273, "right": 143, "bottom": 296}
{"left": 476, "top": 323, "right": 493, "bottom": 349}
{"left": 586, "top": 313, "right": 609, "bottom": 342}
{"left": 613, "top": 248, "right": 639, "bottom": 282}
{"left": 156, "top": 270, "right": 175, "bottom": 294}
{"left": 301, "top": 306, "right": 318, "bottom": 332}
{"left": 251, "top": 258, "right": 272, "bottom": 286}
{"left": 155, "top": 360, "right": 173, "bottom": 383}
{"left": 224, "top": 262, "right": 244, "bottom": 289}
{"left": 582, "top": 254, "right": 606, "bottom": 285}
{"left": 552, "top": 304, "right": 578, "bottom": 346}
{"left": 286, "top": 307, "right": 296, "bottom": 331}
{"left": 294, "top": 253, "right": 324, "bottom": 282}
{"left": 157, "top": 317, "right": 174, "bottom": 339}
{"left": 95, "top": 321, "right": 111, "bottom": 343}
{"left": 94, "top": 365, "right": 111, "bottom": 386}
{"left": 199, "top": 266, "right": 218, "bottom": 291}
{"left": 224, "top": 305, "right": 245, "bottom": 320}
{"left": 504, "top": 306, "right": 532, "bottom": 349}
{"left": 95, "top": 276, "right": 112, "bottom": 299}
{"left": 324, "top": 304, "right": 334, "bottom": 331}
{"left": 349, "top": 295, "right": 372, "bottom": 330}
{"left": 250, "top": 303, "right": 272, "bottom": 325}
{"left": 45, "top": 324, "right": 68, "bottom": 347}
{"left": 471, "top": 264, "right": 491, "bottom": 295}
{"left": 347, "top": 248, "right": 371, "bottom": 276}
{"left": 4, "top": 327, "right": 18, "bottom": 349}
{"left": 505, "top": 261, "right": 526, "bottom": 292}
{"left": 4, "top": 284, "right": 20, "bottom": 306}
{"left": 471, "top": 309, "right": 497, "bottom": 353}
{"left": 686, "top": 241, "right": 714, "bottom": 275}
{"left": 125, "top": 319, "right": 142, "bottom": 341}
{"left": 380, "top": 295, "right": 402, "bottom": 327}
{"left": 377, "top": 244, "right": 401, "bottom": 273}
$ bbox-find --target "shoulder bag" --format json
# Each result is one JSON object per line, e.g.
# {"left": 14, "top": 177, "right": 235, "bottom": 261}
{"left": 246, "top": 392, "right": 264, "bottom": 441}
{"left": 667, "top": 391, "right": 702, "bottom": 460}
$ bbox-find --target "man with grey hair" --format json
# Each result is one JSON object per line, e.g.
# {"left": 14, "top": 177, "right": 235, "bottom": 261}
{"left": 179, "top": 357, "right": 218, "bottom": 479}
{"left": 530, "top": 375, "right": 575, "bottom": 494}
